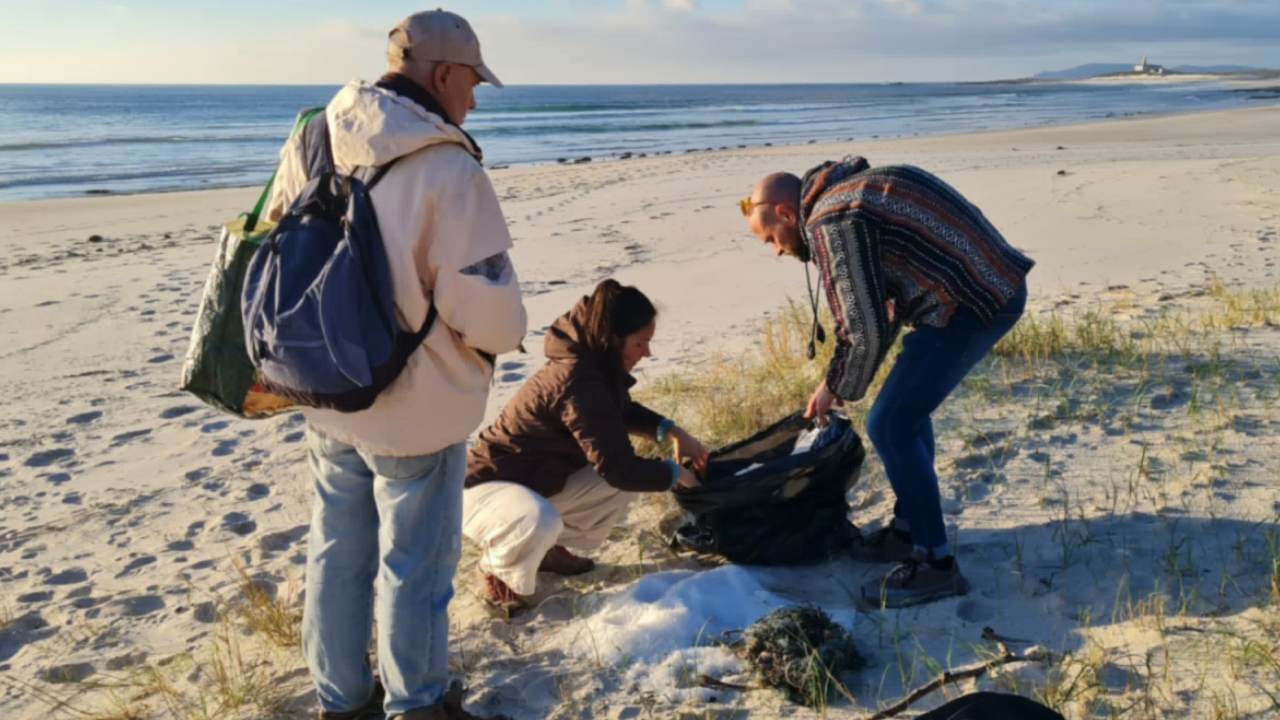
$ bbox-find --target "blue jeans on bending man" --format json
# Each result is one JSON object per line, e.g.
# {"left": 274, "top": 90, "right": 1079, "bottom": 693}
{"left": 859, "top": 283, "right": 1027, "bottom": 608}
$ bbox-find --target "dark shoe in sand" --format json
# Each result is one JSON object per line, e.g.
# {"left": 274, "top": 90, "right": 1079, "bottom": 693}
{"left": 861, "top": 555, "right": 971, "bottom": 609}
{"left": 538, "top": 545, "right": 595, "bottom": 576}
{"left": 848, "top": 527, "right": 916, "bottom": 564}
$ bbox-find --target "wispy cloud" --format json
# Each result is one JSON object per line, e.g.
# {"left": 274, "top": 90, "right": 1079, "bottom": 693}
{"left": 312, "top": 17, "right": 385, "bottom": 43}
{"left": 664, "top": 0, "right": 700, "bottom": 11}
{"left": 475, "top": 0, "right": 1280, "bottom": 83}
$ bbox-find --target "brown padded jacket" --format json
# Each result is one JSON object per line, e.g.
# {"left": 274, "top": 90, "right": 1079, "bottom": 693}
{"left": 465, "top": 298, "right": 674, "bottom": 497}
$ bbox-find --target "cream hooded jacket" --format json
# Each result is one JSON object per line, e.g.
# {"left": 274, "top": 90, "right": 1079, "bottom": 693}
{"left": 267, "top": 80, "right": 527, "bottom": 457}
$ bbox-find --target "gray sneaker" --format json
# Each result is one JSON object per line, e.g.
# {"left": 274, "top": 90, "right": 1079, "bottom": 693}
{"left": 861, "top": 556, "right": 971, "bottom": 609}
{"left": 848, "top": 527, "right": 916, "bottom": 564}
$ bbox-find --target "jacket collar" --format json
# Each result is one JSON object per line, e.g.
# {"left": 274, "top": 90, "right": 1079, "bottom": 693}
{"left": 375, "top": 73, "right": 484, "bottom": 162}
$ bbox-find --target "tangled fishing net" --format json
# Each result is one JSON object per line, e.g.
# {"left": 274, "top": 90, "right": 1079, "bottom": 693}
{"left": 734, "top": 605, "right": 864, "bottom": 707}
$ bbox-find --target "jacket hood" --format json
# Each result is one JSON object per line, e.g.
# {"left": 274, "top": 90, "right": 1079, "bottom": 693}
{"left": 800, "top": 155, "right": 871, "bottom": 223}
{"left": 544, "top": 299, "right": 636, "bottom": 388}
{"left": 545, "top": 299, "right": 594, "bottom": 363}
{"left": 325, "top": 80, "right": 479, "bottom": 168}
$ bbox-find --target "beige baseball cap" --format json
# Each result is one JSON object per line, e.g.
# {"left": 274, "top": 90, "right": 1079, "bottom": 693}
{"left": 388, "top": 9, "right": 503, "bottom": 89}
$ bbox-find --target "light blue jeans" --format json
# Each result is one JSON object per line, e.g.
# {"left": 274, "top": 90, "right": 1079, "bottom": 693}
{"left": 303, "top": 428, "right": 465, "bottom": 716}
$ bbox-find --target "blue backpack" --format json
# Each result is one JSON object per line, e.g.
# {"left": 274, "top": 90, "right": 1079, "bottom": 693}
{"left": 241, "top": 114, "right": 436, "bottom": 413}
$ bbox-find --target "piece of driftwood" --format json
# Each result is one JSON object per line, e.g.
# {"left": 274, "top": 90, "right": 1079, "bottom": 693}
{"left": 862, "top": 628, "right": 1029, "bottom": 720}
{"left": 697, "top": 675, "right": 755, "bottom": 692}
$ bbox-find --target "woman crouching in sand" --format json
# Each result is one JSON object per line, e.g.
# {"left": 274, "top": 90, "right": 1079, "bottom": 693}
{"left": 464, "top": 279, "right": 709, "bottom": 616}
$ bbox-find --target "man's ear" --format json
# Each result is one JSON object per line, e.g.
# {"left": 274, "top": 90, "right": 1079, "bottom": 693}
{"left": 777, "top": 203, "right": 800, "bottom": 226}
{"left": 432, "top": 62, "right": 452, "bottom": 89}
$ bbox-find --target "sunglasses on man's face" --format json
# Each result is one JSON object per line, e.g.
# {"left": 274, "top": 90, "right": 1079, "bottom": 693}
{"left": 739, "top": 198, "right": 772, "bottom": 217}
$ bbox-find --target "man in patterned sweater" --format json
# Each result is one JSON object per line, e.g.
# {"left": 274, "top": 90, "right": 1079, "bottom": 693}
{"left": 743, "top": 157, "right": 1034, "bottom": 608}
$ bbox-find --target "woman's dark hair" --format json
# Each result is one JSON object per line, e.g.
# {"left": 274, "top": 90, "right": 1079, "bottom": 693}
{"left": 583, "top": 279, "right": 657, "bottom": 355}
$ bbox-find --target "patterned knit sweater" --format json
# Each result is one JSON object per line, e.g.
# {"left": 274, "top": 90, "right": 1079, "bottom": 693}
{"left": 800, "top": 156, "right": 1035, "bottom": 402}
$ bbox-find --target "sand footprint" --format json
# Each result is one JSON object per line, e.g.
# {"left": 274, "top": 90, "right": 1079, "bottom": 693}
{"left": 44, "top": 568, "right": 89, "bottom": 586}
{"left": 26, "top": 449, "right": 74, "bottom": 468}
{"left": 221, "top": 512, "right": 257, "bottom": 536}
{"left": 956, "top": 598, "right": 995, "bottom": 623}
{"left": 66, "top": 411, "right": 102, "bottom": 425}
{"left": 960, "top": 480, "right": 994, "bottom": 503}
{"left": 499, "top": 361, "right": 527, "bottom": 383}
{"left": 111, "top": 430, "right": 152, "bottom": 446}
{"left": 0, "top": 612, "right": 56, "bottom": 663}
{"left": 116, "top": 555, "right": 157, "bottom": 578}
{"left": 261, "top": 525, "right": 309, "bottom": 554}
{"left": 160, "top": 406, "right": 198, "bottom": 420}
{"left": 40, "top": 662, "right": 98, "bottom": 685}
{"left": 109, "top": 595, "right": 165, "bottom": 618}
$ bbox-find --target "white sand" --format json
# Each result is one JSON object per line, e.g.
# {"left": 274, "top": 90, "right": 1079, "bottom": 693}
{"left": 1, "top": 103, "right": 1279, "bottom": 719}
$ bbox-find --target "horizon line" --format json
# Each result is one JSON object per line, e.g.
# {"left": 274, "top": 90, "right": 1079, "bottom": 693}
{"left": 0, "top": 79, "right": 993, "bottom": 87}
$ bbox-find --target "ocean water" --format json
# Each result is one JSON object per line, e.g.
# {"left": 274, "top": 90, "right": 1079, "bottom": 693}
{"left": 0, "top": 81, "right": 1267, "bottom": 202}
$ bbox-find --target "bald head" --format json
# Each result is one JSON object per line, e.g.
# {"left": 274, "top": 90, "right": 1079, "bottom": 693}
{"left": 745, "top": 171, "right": 808, "bottom": 261}
{"left": 753, "top": 172, "right": 803, "bottom": 210}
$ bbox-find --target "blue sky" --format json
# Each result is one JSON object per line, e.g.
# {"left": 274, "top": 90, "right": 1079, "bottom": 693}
{"left": 2, "top": 0, "right": 1277, "bottom": 84}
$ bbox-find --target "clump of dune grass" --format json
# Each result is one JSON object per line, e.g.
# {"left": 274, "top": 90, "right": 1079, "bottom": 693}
{"left": 637, "top": 300, "right": 848, "bottom": 449}
{"left": 993, "top": 279, "right": 1280, "bottom": 368}
{"left": 638, "top": 282, "right": 1280, "bottom": 449}
{"left": 9, "top": 619, "right": 297, "bottom": 720}
{"left": 227, "top": 560, "right": 302, "bottom": 649}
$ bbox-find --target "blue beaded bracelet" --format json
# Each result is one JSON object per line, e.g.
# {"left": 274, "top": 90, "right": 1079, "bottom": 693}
{"left": 656, "top": 418, "right": 676, "bottom": 444}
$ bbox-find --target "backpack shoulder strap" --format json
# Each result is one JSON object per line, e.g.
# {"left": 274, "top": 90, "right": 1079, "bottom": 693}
{"left": 411, "top": 302, "right": 438, "bottom": 344}
{"left": 362, "top": 160, "right": 399, "bottom": 190}
{"left": 243, "top": 107, "right": 324, "bottom": 233}
{"left": 306, "top": 114, "right": 400, "bottom": 190}
{"left": 300, "top": 112, "right": 334, "bottom": 180}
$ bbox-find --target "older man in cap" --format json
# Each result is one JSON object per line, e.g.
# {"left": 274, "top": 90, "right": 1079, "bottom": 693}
{"left": 266, "top": 9, "right": 526, "bottom": 720}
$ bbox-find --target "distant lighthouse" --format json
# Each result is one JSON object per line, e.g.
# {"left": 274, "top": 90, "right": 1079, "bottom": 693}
{"left": 1134, "top": 56, "right": 1165, "bottom": 75}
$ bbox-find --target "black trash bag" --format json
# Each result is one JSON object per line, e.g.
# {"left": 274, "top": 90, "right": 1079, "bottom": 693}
{"left": 670, "top": 411, "right": 865, "bottom": 565}
{"left": 916, "top": 692, "right": 1065, "bottom": 720}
